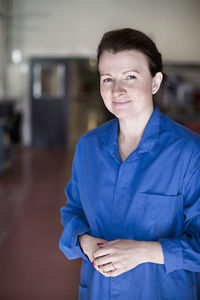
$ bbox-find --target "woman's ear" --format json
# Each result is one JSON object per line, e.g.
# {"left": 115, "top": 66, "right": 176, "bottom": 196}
{"left": 152, "top": 72, "right": 163, "bottom": 95}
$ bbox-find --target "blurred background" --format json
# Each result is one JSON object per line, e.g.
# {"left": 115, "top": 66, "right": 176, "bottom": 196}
{"left": 0, "top": 0, "right": 200, "bottom": 299}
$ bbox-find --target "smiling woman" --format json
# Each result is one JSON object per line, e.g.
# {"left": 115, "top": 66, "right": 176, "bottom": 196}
{"left": 59, "top": 28, "right": 200, "bottom": 300}
{"left": 99, "top": 50, "right": 162, "bottom": 120}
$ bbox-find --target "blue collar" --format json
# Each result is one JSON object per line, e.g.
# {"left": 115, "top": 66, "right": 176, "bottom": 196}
{"left": 99, "top": 104, "right": 161, "bottom": 164}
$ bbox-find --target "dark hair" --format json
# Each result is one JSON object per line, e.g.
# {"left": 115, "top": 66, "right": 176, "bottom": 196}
{"left": 97, "top": 28, "right": 166, "bottom": 104}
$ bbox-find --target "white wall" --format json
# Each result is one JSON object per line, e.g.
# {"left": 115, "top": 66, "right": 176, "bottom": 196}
{"left": 9, "top": 0, "right": 200, "bottom": 61}
{"left": 0, "top": 21, "right": 6, "bottom": 98}
{"left": 0, "top": 1, "right": 8, "bottom": 98}
{"left": 6, "top": 0, "right": 200, "bottom": 145}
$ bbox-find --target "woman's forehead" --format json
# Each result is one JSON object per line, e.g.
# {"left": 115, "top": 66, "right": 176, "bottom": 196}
{"left": 98, "top": 50, "right": 150, "bottom": 74}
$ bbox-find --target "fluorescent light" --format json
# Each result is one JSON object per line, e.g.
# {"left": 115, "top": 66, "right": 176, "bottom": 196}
{"left": 11, "top": 49, "right": 22, "bottom": 64}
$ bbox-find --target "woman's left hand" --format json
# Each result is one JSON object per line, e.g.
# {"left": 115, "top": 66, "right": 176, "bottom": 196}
{"left": 92, "top": 239, "right": 164, "bottom": 277}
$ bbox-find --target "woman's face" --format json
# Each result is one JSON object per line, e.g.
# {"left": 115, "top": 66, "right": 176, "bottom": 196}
{"left": 99, "top": 50, "right": 162, "bottom": 119}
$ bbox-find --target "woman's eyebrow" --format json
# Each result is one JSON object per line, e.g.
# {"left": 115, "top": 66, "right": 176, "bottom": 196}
{"left": 100, "top": 73, "right": 112, "bottom": 77}
{"left": 100, "top": 69, "right": 139, "bottom": 77}
{"left": 122, "top": 69, "right": 139, "bottom": 74}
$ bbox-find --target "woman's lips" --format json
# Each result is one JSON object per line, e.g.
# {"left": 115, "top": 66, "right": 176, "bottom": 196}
{"left": 113, "top": 100, "right": 132, "bottom": 106}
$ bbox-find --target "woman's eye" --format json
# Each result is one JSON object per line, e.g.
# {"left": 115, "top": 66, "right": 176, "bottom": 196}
{"left": 103, "top": 78, "right": 112, "bottom": 83}
{"left": 127, "top": 75, "right": 136, "bottom": 80}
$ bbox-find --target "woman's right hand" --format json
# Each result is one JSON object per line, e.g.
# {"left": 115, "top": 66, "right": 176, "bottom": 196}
{"left": 79, "top": 234, "right": 107, "bottom": 271}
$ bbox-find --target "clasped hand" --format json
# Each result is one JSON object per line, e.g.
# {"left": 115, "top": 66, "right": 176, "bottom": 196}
{"left": 92, "top": 239, "right": 149, "bottom": 277}
{"left": 79, "top": 234, "right": 163, "bottom": 277}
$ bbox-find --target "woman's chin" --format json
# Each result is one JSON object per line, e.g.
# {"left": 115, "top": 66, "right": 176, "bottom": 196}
{"left": 110, "top": 109, "right": 133, "bottom": 119}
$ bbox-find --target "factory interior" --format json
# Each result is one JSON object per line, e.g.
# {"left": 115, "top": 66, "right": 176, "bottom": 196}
{"left": 0, "top": 0, "right": 200, "bottom": 299}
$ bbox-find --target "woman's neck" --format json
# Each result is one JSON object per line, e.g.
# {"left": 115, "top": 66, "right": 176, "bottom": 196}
{"left": 118, "top": 107, "right": 153, "bottom": 142}
{"left": 118, "top": 106, "right": 154, "bottom": 160}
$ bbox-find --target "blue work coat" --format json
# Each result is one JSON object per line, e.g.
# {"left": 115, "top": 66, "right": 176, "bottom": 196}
{"left": 59, "top": 104, "right": 200, "bottom": 300}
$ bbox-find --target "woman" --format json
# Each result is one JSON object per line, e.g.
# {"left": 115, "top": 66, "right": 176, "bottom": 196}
{"left": 59, "top": 28, "right": 200, "bottom": 299}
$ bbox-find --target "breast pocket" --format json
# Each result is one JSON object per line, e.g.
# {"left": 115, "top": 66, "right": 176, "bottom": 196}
{"left": 135, "top": 192, "right": 184, "bottom": 241}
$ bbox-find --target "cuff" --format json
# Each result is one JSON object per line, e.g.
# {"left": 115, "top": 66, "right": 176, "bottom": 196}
{"left": 59, "top": 223, "right": 91, "bottom": 261}
{"left": 159, "top": 238, "right": 183, "bottom": 274}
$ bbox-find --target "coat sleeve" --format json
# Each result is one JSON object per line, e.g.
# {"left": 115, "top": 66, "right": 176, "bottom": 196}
{"left": 159, "top": 148, "right": 200, "bottom": 274}
{"left": 59, "top": 143, "right": 91, "bottom": 261}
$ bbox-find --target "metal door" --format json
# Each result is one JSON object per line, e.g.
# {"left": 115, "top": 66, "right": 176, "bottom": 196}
{"left": 31, "top": 57, "right": 69, "bottom": 147}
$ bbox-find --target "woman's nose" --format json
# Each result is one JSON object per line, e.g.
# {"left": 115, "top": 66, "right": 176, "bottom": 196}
{"left": 112, "top": 80, "right": 126, "bottom": 96}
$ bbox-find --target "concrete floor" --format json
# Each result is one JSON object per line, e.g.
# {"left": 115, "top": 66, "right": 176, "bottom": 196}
{"left": 0, "top": 147, "right": 81, "bottom": 300}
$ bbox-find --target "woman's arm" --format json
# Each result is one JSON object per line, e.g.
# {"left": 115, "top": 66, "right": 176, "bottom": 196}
{"left": 159, "top": 164, "right": 200, "bottom": 274}
{"left": 59, "top": 144, "right": 91, "bottom": 261}
{"left": 59, "top": 181, "right": 91, "bottom": 261}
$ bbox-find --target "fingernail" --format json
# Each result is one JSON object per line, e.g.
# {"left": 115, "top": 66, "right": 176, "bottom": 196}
{"left": 92, "top": 262, "right": 95, "bottom": 266}
{"left": 97, "top": 243, "right": 104, "bottom": 245}
{"left": 98, "top": 265, "right": 101, "bottom": 269}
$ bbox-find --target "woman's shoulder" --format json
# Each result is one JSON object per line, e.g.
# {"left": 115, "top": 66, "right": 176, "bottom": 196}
{"left": 160, "top": 112, "right": 200, "bottom": 147}
{"left": 160, "top": 112, "right": 200, "bottom": 174}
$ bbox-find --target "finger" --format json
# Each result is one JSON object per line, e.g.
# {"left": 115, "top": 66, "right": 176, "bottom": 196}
{"left": 92, "top": 247, "right": 112, "bottom": 259}
{"left": 93, "top": 255, "right": 112, "bottom": 266}
{"left": 104, "top": 268, "right": 122, "bottom": 277}
{"left": 102, "top": 262, "right": 115, "bottom": 273}
{"left": 102, "top": 263, "right": 123, "bottom": 277}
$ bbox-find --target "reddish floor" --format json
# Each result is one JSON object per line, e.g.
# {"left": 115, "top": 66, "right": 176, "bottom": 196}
{"left": 0, "top": 147, "right": 81, "bottom": 300}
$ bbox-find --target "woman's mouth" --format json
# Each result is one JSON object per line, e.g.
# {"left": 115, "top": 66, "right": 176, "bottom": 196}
{"left": 113, "top": 100, "right": 132, "bottom": 106}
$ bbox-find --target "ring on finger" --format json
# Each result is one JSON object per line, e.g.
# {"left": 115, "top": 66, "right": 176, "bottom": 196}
{"left": 111, "top": 262, "right": 116, "bottom": 270}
